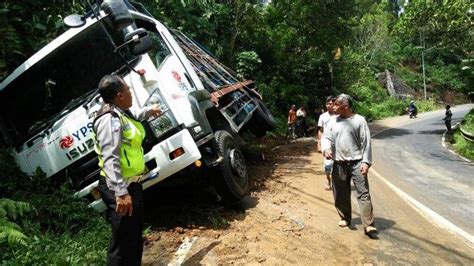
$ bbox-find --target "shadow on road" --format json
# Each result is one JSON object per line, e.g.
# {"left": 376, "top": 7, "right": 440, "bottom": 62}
{"left": 416, "top": 129, "right": 445, "bottom": 135}
{"left": 142, "top": 136, "right": 313, "bottom": 231}
{"left": 350, "top": 217, "right": 396, "bottom": 233}
{"left": 372, "top": 127, "right": 412, "bottom": 139}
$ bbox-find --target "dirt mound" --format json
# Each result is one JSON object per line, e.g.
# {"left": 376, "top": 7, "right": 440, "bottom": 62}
{"left": 141, "top": 137, "right": 363, "bottom": 265}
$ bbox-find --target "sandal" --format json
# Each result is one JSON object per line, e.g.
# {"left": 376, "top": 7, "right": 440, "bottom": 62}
{"left": 338, "top": 220, "right": 349, "bottom": 227}
{"left": 364, "top": 226, "right": 378, "bottom": 239}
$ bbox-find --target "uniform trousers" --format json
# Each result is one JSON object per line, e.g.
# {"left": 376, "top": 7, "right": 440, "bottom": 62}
{"left": 332, "top": 160, "right": 374, "bottom": 227}
{"left": 98, "top": 176, "right": 144, "bottom": 266}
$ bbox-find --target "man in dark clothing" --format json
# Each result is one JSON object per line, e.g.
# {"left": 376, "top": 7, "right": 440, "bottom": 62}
{"left": 443, "top": 105, "right": 453, "bottom": 133}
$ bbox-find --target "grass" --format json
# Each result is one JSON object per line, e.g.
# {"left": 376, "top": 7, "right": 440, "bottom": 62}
{"left": 2, "top": 221, "right": 109, "bottom": 265}
{"left": 0, "top": 149, "right": 109, "bottom": 264}
{"left": 450, "top": 109, "right": 474, "bottom": 160}
{"left": 459, "top": 109, "right": 474, "bottom": 133}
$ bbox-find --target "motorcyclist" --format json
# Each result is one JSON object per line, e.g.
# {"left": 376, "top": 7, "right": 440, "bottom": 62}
{"left": 408, "top": 100, "right": 417, "bottom": 118}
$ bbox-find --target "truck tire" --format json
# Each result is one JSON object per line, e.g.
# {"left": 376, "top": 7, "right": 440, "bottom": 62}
{"left": 249, "top": 99, "right": 275, "bottom": 138}
{"left": 214, "top": 130, "right": 249, "bottom": 204}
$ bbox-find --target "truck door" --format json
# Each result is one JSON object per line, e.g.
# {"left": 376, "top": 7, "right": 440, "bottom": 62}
{"left": 137, "top": 22, "right": 203, "bottom": 129}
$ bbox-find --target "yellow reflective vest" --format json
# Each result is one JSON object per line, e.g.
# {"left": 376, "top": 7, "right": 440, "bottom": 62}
{"left": 95, "top": 107, "right": 146, "bottom": 182}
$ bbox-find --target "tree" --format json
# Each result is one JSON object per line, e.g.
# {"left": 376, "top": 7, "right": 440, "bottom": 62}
{"left": 0, "top": 0, "right": 84, "bottom": 79}
{"left": 394, "top": 0, "right": 472, "bottom": 51}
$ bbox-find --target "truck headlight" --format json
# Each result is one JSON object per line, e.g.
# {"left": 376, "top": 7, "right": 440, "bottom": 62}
{"left": 144, "top": 85, "right": 177, "bottom": 138}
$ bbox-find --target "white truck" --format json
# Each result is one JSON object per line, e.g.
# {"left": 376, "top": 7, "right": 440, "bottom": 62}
{"left": 0, "top": 0, "right": 274, "bottom": 210}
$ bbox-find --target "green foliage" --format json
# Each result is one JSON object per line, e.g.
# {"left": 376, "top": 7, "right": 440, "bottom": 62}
{"left": 0, "top": 149, "right": 28, "bottom": 196}
{"left": 394, "top": 65, "right": 423, "bottom": 91}
{"left": 356, "top": 98, "right": 435, "bottom": 121}
{"left": 140, "top": 0, "right": 235, "bottom": 60}
{"left": 460, "top": 108, "right": 474, "bottom": 134}
{"left": 0, "top": 148, "right": 108, "bottom": 264}
{"left": 356, "top": 98, "right": 406, "bottom": 120}
{"left": 235, "top": 51, "right": 262, "bottom": 80}
{"left": 0, "top": 0, "right": 84, "bottom": 79}
{"left": 353, "top": 2, "right": 394, "bottom": 71}
{"left": 333, "top": 48, "right": 366, "bottom": 94}
{"left": 0, "top": 199, "right": 34, "bottom": 221}
{"left": 391, "top": 0, "right": 473, "bottom": 96}
{"left": 428, "top": 64, "right": 467, "bottom": 92}
{"left": 452, "top": 133, "right": 474, "bottom": 160}
{"left": 451, "top": 111, "right": 474, "bottom": 160}
{"left": 347, "top": 72, "right": 388, "bottom": 103}
{"left": 394, "top": 0, "right": 472, "bottom": 50}
{"left": 2, "top": 221, "right": 108, "bottom": 265}
{"left": 415, "top": 100, "right": 436, "bottom": 113}
{"left": 0, "top": 220, "right": 27, "bottom": 247}
{"left": 0, "top": 199, "right": 34, "bottom": 247}
{"left": 273, "top": 115, "right": 292, "bottom": 136}
{"left": 3, "top": 0, "right": 470, "bottom": 122}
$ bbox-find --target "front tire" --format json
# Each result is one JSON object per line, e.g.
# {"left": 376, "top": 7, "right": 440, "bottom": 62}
{"left": 213, "top": 130, "right": 249, "bottom": 204}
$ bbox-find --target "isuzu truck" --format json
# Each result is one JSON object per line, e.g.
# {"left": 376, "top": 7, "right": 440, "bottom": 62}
{"left": 0, "top": 0, "right": 274, "bottom": 210}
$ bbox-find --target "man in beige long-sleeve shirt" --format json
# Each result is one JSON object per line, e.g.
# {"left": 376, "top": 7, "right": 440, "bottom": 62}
{"left": 321, "top": 94, "right": 377, "bottom": 239}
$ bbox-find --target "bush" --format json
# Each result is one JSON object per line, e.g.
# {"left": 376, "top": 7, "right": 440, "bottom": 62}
{"left": 1, "top": 221, "right": 108, "bottom": 264}
{"left": 395, "top": 65, "right": 422, "bottom": 91}
{"left": 235, "top": 51, "right": 262, "bottom": 80}
{"left": 451, "top": 130, "right": 474, "bottom": 161}
{"left": 355, "top": 98, "right": 436, "bottom": 121}
{"left": 0, "top": 148, "right": 108, "bottom": 264}
{"left": 415, "top": 100, "right": 436, "bottom": 113}
{"left": 356, "top": 98, "right": 406, "bottom": 120}
{"left": 348, "top": 78, "right": 388, "bottom": 104}
{"left": 451, "top": 108, "right": 474, "bottom": 161}
{"left": 460, "top": 109, "right": 474, "bottom": 133}
{"left": 428, "top": 64, "right": 466, "bottom": 92}
{"left": 0, "top": 199, "right": 34, "bottom": 247}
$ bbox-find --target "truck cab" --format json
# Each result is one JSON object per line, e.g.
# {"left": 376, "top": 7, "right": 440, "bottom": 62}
{"left": 0, "top": 0, "right": 274, "bottom": 210}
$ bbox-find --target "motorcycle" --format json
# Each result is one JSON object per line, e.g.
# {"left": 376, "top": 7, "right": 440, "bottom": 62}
{"left": 408, "top": 108, "right": 417, "bottom": 119}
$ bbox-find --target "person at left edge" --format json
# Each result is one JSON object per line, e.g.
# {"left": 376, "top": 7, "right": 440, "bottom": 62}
{"left": 93, "top": 74, "right": 162, "bottom": 266}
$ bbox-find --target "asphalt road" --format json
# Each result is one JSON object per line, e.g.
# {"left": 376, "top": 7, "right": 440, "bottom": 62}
{"left": 370, "top": 104, "right": 474, "bottom": 242}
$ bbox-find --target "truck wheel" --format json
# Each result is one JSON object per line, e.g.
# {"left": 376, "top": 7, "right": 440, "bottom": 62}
{"left": 214, "top": 130, "right": 249, "bottom": 204}
{"left": 249, "top": 99, "right": 275, "bottom": 138}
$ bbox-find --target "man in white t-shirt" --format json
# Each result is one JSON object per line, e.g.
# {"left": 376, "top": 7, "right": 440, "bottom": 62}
{"left": 317, "top": 96, "right": 336, "bottom": 190}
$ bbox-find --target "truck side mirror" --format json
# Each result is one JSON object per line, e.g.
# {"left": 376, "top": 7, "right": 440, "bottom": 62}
{"left": 124, "top": 28, "right": 152, "bottom": 56}
{"left": 101, "top": 0, "right": 134, "bottom": 30}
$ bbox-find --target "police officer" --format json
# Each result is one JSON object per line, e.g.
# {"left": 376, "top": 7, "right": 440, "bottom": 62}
{"left": 94, "top": 74, "right": 161, "bottom": 265}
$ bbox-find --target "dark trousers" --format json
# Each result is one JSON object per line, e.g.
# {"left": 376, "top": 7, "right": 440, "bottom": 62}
{"left": 98, "top": 177, "right": 144, "bottom": 266}
{"left": 332, "top": 160, "right": 374, "bottom": 227}
{"left": 445, "top": 120, "right": 452, "bottom": 132}
{"left": 286, "top": 123, "right": 296, "bottom": 139}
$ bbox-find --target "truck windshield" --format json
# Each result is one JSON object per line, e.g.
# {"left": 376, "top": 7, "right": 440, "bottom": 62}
{"left": 0, "top": 18, "right": 136, "bottom": 145}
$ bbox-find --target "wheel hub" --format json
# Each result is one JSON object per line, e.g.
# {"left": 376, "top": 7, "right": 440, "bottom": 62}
{"left": 229, "top": 149, "right": 246, "bottom": 179}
